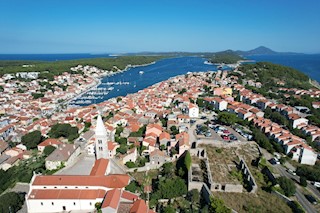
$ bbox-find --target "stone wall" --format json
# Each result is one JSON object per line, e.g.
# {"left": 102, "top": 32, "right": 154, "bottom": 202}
{"left": 239, "top": 158, "right": 258, "bottom": 193}
{"left": 210, "top": 182, "right": 243, "bottom": 193}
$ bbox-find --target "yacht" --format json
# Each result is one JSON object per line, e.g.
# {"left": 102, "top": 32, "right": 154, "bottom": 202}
{"left": 139, "top": 70, "right": 144, "bottom": 74}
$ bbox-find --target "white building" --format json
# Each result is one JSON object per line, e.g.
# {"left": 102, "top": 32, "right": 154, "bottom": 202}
{"left": 188, "top": 103, "right": 199, "bottom": 118}
{"left": 95, "top": 114, "right": 109, "bottom": 159}
{"left": 25, "top": 158, "right": 150, "bottom": 213}
{"left": 299, "top": 146, "right": 317, "bottom": 165}
{"left": 45, "top": 144, "right": 80, "bottom": 170}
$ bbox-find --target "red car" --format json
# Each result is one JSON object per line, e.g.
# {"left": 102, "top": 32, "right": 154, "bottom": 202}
{"left": 223, "top": 130, "right": 230, "bottom": 134}
{"left": 221, "top": 135, "right": 230, "bottom": 140}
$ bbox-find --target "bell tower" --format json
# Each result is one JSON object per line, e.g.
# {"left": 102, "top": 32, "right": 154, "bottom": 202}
{"left": 95, "top": 114, "right": 108, "bottom": 159}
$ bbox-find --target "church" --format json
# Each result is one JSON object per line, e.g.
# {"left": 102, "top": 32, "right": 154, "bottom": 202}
{"left": 25, "top": 114, "right": 154, "bottom": 213}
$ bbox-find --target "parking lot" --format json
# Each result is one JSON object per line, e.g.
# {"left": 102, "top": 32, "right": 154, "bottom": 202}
{"left": 193, "top": 119, "right": 250, "bottom": 144}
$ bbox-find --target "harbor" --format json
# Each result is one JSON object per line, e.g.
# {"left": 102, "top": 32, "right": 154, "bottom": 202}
{"left": 69, "top": 56, "right": 219, "bottom": 107}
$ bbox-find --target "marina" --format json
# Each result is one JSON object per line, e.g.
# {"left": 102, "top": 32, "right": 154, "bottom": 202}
{"left": 70, "top": 56, "right": 219, "bottom": 107}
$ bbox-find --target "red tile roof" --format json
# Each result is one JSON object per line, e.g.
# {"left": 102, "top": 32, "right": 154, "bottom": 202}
{"left": 90, "top": 158, "right": 109, "bottom": 176}
{"left": 33, "top": 174, "right": 130, "bottom": 189}
{"left": 38, "top": 138, "right": 62, "bottom": 147}
{"left": 101, "top": 189, "right": 121, "bottom": 209}
{"left": 28, "top": 189, "right": 106, "bottom": 200}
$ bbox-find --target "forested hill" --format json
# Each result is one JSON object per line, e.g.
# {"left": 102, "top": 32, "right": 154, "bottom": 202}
{"left": 0, "top": 56, "right": 166, "bottom": 76}
{"left": 208, "top": 50, "right": 243, "bottom": 64}
{"left": 238, "top": 62, "right": 311, "bottom": 89}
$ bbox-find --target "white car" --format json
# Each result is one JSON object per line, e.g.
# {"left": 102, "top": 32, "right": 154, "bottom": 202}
{"left": 287, "top": 169, "right": 296, "bottom": 176}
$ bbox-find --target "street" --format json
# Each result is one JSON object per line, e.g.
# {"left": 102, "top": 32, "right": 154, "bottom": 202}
{"left": 274, "top": 164, "right": 318, "bottom": 213}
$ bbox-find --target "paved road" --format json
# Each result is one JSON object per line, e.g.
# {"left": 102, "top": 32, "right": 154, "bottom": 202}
{"left": 275, "top": 165, "right": 318, "bottom": 213}
{"left": 307, "top": 182, "right": 320, "bottom": 199}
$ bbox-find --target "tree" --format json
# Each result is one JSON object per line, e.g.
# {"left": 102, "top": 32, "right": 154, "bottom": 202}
{"left": 162, "top": 162, "right": 175, "bottom": 178}
{"left": 116, "top": 145, "right": 127, "bottom": 154}
{"left": 158, "top": 177, "right": 187, "bottom": 199}
{"left": 217, "top": 112, "right": 237, "bottom": 126}
{"left": 170, "top": 125, "right": 179, "bottom": 135}
{"left": 21, "top": 130, "right": 42, "bottom": 149}
{"left": 209, "top": 196, "right": 231, "bottom": 213}
{"left": 196, "top": 98, "right": 205, "bottom": 108}
{"left": 187, "top": 189, "right": 200, "bottom": 209}
{"left": 184, "top": 151, "right": 191, "bottom": 171}
{"left": 296, "top": 164, "right": 320, "bottom": 181}
{"left": 300, "top": 176, "right": 307, "bottom": 187}
{"left": 125, "top": 161, "right": 136, "bottom": 168}
{"left": 160, "top": 144, "right": 166, "bottom": 151}
{"left": 277, "top": 177, "right": 296, "bottom": 197}
{"left": 48, "top": 123, "right": 79, "bottom": 142}
{"left": 0, "top": 192, "right": 25, "bottom": 213}
{"left": 125, "top": 180, "right": 139, "bottom": 193}
{"left": 95, "top": 202, "right": 102, "bottom": 213}
{"left": 43, "top": 145, "right": 56, "bottom": 156}
{"left": 31, "top": 92, "right": 44, "bottom": 99}
{"left": 163, "top": 205, "right": 175, "bottom": 213}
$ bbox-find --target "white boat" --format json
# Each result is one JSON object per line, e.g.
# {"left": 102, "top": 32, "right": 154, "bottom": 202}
{"left": 139, "top": 71, "right": 144, "bottom": 74}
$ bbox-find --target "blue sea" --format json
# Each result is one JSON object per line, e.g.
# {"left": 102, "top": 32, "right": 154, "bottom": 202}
{"left": 1, "top": 53, "right": 319, "bottom": 106}
{"left": 72, "top": 57, "right": 217, "bottom": 106}
{"left": 247, "top": 54, "right": 320, "bottom": 82}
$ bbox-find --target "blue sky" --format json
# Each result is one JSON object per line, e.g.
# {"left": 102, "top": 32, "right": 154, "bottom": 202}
{"left": 1, "top": 0, "right": 320, "bottom": 53}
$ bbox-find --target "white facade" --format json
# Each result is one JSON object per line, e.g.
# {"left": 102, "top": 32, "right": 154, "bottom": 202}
{"left": 292, "top": 118, "right": 308, "bottom": 129}
{"left": 122, "top": 148, "right": 138, "bottom": 164}
{"left": 95, "top": 115, "right": 108, "bottom": 159}
{"left": 188, "top": 106, "right": 199, "bottom": 118}
{"left": 299, "top": 148, "right": 317, "bottom": 165}
{"left": 26, "top": 198, "right": 101, "bottom": 213}
{"left": 215, "top": 100, "right": 228, "bottom": 111}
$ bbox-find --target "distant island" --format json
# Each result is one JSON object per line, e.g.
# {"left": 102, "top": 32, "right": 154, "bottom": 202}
{"left": 207, "top": 50, "right": 244, "bottom": 64}
{"left": 236, "top": 46, "right": 302, "bottom": 56}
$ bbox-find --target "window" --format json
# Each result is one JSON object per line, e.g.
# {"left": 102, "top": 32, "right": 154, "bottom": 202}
{"left": 98, "top": 139, "right": 102, "bottom": 144}
{"left": 54, "top": 187, "right": 57, "bottom": 189}
{"left": 41, "top": 202, "right": 43, "bottom": 206}
{"left": 52, "top": 202, "right": 54, "bottom": 206}
{"left": 90, "top": 202, "right": 92, "bottom": 206}
{"left": 74, "top": 202, "right": 76, "bottom": 206}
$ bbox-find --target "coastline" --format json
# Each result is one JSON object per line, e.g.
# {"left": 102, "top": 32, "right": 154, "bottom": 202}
{"left": 67, "top": 61, "right": 158, "bottom": 107}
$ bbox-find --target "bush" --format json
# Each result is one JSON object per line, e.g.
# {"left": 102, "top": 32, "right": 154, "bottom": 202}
{"left": 300, "top": 176, "right": 307, "bottom": 187}
{"left": 277, "top": 177, "right": 296, "bottom": 197}
{"left": 21, "top": 130, "right": 42, "bottom": 149}
{"left": 125, "top": 161, "right": 136, "bottom": 168}
{"left": 43, "top": 145, "right": 56, "bottom": 156}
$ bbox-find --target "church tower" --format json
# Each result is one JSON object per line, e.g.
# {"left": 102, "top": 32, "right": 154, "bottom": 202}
{"left": 95, "top": 114, "right": 108, "bottom": 159}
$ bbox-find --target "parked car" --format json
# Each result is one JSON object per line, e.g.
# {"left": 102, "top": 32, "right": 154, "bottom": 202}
{"left": 230, "top": 135, "right": 237, "bottom": 141}
{"left": 221, "top": 135, "right": 230, "bottom": 141}
{"left": 286, "top": 169, "right": 296, "bottom": 176}
{"left": 305, "top": 194, "right": 317, "bottom": 205}
{"left": 223, "top": 130, "right": 230, "bottom": 134}
{"left": 205, "top": 132, "right": 212, "bottom": 137}
{"left": 270, "top": 158, "right": 280, "bottom": 165}
{"left": 208, "top": 124, "right": 215, "bottom": 128}
{"left": 201, "top": 116, "right": 207, "bottom": 120}
{"left": 311, "top": 181, "right": 320, "bottom": 188}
